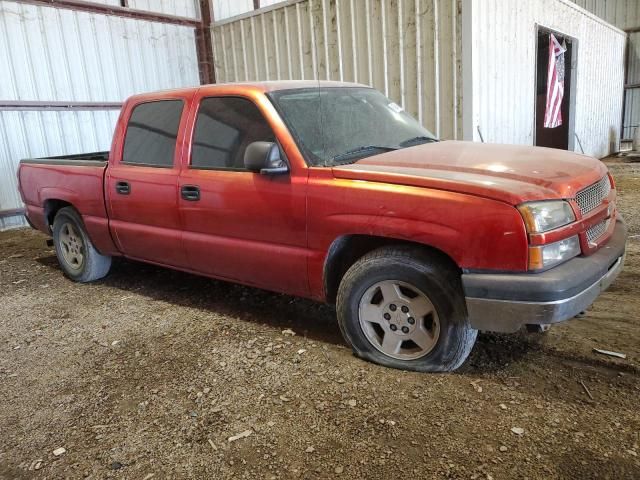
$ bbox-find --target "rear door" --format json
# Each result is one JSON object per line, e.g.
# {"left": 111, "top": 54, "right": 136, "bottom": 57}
{"left": 106, "top": 96, "right": 190, "bottom": 267}
{"left": 178, "top": 93, "right": 309, "bottom": 296}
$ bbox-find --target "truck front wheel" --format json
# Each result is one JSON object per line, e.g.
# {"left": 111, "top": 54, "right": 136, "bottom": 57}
{"left": 336, "top": 246, "right": 477, "bottom": 372}
{"left": 52, "top": 207, "right": 112, "bottom": 282}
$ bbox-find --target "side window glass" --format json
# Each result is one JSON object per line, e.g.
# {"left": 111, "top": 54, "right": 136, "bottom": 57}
{"left": 123, "top": 100, "right": 184, "bottom": 167}
{"left": 191, "top": 97, "right": 276, "bottom": 170}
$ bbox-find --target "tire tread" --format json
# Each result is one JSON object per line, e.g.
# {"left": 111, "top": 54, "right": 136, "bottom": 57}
{"left": 336, "top": 245, "right": 477, "bottom": 372}
{"left": 53, "top": 207, "right": 111, "bottom": 283}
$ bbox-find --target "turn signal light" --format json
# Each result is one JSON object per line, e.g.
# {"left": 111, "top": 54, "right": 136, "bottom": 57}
{"left": 528, "top": 235, "right": 581, "bottom": 270}
{"left": 528, "top": 246, "right": 544, "bottom": 270}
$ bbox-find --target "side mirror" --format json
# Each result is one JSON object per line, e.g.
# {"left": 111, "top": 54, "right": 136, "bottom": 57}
{"left": 244, "top": 141, "right": 289, "bottom": 175}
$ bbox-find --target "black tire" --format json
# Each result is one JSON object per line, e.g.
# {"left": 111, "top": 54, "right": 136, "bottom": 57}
{"left": 52, "top": 207, "right": 112, "bottom": 282}
{"left": 336, "top": 246, "right": 477, "bottom": 372}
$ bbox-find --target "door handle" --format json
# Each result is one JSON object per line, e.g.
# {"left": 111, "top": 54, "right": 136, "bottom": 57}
{"left": 115, "top": 181, "right": 130, "bottom": 195}
{"left": 181, "top": 185, "right": 200, "bottom": 201}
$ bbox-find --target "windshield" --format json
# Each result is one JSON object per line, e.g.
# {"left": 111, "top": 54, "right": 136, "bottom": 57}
{"left": 268, "top": 87, "right": 438, "bottom": 166}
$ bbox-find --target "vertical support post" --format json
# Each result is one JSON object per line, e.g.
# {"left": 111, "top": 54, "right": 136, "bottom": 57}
{"left": 621, "top": 32, "right": 630, "bottom": 141}
{"left": 196, "top": 0, "right": 216, "bottom": 84}
{"left": 461, "top": 0, "right": 474, "bottom": 141}
{"left": 254, "top": 0, "right": 261, "bottom": 10}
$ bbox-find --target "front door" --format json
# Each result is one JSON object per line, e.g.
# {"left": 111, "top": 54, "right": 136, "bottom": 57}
{"left": 178, "top": 95, "right": 309, "bottom": 296}
{"left": 107, "top": 98, "right": 187, "bottom": 267}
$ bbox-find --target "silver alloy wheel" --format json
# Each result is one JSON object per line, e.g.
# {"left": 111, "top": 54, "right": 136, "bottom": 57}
{"left": 58, "top": 222, "right": 85, "bottom": 271}
{"left": 358, "top": 280, "right": 440, "bottom": 360}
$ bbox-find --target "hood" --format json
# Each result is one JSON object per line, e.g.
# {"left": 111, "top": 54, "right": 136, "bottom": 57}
{"left": 331, "top": 141, "right": 608, "bottom": 205}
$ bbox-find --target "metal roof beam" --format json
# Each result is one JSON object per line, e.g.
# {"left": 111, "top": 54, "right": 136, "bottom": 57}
{"left": 12, "top": 0, "right": 201, "bottom": 27}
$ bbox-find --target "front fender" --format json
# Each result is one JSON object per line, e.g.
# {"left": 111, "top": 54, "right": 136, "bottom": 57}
{"left": 322, "top": 214, "right": 462, "bottom": 262}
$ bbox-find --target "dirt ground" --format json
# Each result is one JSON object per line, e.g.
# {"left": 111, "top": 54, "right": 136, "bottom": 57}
{"left": 1, "top": 163, "right": 639, "bottom": 480}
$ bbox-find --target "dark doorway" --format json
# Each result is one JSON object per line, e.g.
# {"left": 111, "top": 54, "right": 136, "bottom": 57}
{"left": 535, "top": 27, "right": 576, "bottom": 150}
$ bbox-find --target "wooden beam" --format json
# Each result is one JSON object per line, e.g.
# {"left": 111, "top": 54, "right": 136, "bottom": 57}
{"left": 196, "top": 0, "right": 216, "bottom": 84}
{"left": 0, "top": 208, "right": 26, "bottom": 218}
{"left": 14, "top": 0, "right": 200, "bottom": 27}
{"left": 254, "top": 0, "right": 260, "bottom": 9}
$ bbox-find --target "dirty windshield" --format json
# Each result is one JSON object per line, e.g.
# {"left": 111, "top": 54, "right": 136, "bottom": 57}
{"left": 269, "top": 87, "right": 438, "bottom": 166}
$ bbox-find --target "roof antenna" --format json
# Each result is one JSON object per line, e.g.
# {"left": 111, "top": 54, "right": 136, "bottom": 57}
{"left": 477, "top": 126, "right": 485, "bottom": 143}
{"left": 574, "top": 133, "right": 585, "bottom": 154}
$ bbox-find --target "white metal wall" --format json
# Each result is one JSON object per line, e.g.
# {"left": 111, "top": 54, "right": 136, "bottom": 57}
{"left": 213, "top": 0, "right": 254, "bottom": 20}
{"left": 466, "top": 0, "right": 626, "bottom": 158}
{"left": 89, "top": 0, "right": 122, "bottom": 6}
{"left": 212, "top": 0, "right": 463, "bottom": 140}
{"left": 213, "top": 0, "right": 288, "bottom": 20}
{"left": 0, "top": 1, "right": 200, "bottom": 230}
{"left": 129, "top": 0, "right": 200, "bottom": 19}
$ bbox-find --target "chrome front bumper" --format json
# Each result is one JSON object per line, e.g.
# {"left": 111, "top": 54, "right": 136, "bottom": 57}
{"left": 462, "top": 219, "right": 627, "bottom": 333}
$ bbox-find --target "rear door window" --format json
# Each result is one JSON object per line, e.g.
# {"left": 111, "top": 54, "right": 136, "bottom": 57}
{"left": 191, "top": 97, "right": 276, "bottom": 170}
{"left": 123, "top": 100, "right": 184, "bottom": 167}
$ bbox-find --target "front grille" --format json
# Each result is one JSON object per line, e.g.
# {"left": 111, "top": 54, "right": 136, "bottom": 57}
{"left": 575, "top": 176, "right": 611, "bottom": 215}
{"left": 586, "top": 218, "right": 610, "bottom": 244}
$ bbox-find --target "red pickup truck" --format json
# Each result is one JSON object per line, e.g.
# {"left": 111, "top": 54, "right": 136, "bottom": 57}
{"left": 18, "top": 81, "right": 626, "bottom": 372}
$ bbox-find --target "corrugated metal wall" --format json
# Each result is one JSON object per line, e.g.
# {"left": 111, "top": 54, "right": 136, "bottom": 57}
{"left": 212, "top": 0, "right": 463, "bottom": 140}
{"left": 571, "top": 0, "right": 640, "bottom": 30}
{"left": 571, "top": 0, "right": 640, "bottom": 140}
{"left": 468, "top": 0, "right": 626, "bottom": 158}
{"left": 0, "top": 0, "right": 200, "bottom": 230}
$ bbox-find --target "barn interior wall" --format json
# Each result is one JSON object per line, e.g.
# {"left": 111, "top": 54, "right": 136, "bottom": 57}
{"left": 468, "top": 0, "right": 626, "bottom": 158}
{"left": 0, "top": 0, "right": 200, "bottom": 230}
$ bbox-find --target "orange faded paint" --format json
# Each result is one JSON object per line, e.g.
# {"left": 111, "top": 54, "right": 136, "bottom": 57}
{"left": 18, "top": 81, "right": 617, "bottom": 302}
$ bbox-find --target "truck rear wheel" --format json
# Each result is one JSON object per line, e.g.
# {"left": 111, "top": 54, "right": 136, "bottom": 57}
{"left": 52, "top": 207, "right": 111, "bottom": 282}
{"left": 336, "top": 246, "right": 477, "bottom": 372}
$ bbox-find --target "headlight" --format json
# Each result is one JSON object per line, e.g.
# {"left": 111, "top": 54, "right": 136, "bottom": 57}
{"left": 518, "top": 200, "right": 575, "bottom": 233}
{"left": 529, "top": 235, "right": 580, "bottom": 270}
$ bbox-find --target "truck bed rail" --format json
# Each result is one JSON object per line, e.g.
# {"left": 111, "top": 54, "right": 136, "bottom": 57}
{"left": 20, "top": 151, "right": 109, "bottom": 167}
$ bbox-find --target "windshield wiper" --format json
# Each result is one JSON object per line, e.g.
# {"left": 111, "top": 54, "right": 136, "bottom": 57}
{"left": 330, "top": 145, "right": 399, "bottom": 165}
{"left": 398, "top": 136, "right": 438, "bottom": 147}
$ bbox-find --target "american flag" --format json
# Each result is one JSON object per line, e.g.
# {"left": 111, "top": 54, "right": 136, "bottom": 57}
{"left": 544, "top": 34, "right": 567, "bottom": 129}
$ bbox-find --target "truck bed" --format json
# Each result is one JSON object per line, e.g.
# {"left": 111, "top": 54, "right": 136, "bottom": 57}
{"left": 18, "top": 151, "right": 115, "bottom": 254}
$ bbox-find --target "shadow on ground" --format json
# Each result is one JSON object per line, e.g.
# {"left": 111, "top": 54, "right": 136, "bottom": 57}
{"left": 34, "top": 251, "right": 640, "bottom": 379}
{"left": 36, "top": 254, "right": 344, "bottom": 346}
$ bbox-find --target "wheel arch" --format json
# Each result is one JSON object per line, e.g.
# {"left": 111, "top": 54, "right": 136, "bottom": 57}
{"left": 43, "top": 199, "right": 74, "bottom": 233}
{"left": 323, "top": 234, "right": 461, "bottom": 304}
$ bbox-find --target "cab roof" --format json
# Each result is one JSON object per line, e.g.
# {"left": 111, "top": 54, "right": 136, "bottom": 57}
{"left": 126, "top": 80, "right": 370, "bottom": 103}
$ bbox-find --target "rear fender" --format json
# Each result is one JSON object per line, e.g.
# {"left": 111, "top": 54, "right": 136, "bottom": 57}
{"left": 40, "top": 189, "right": 119, "bottom": 256}
{"left": 40, "top": 188, "right": 81, "bottom": 214}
